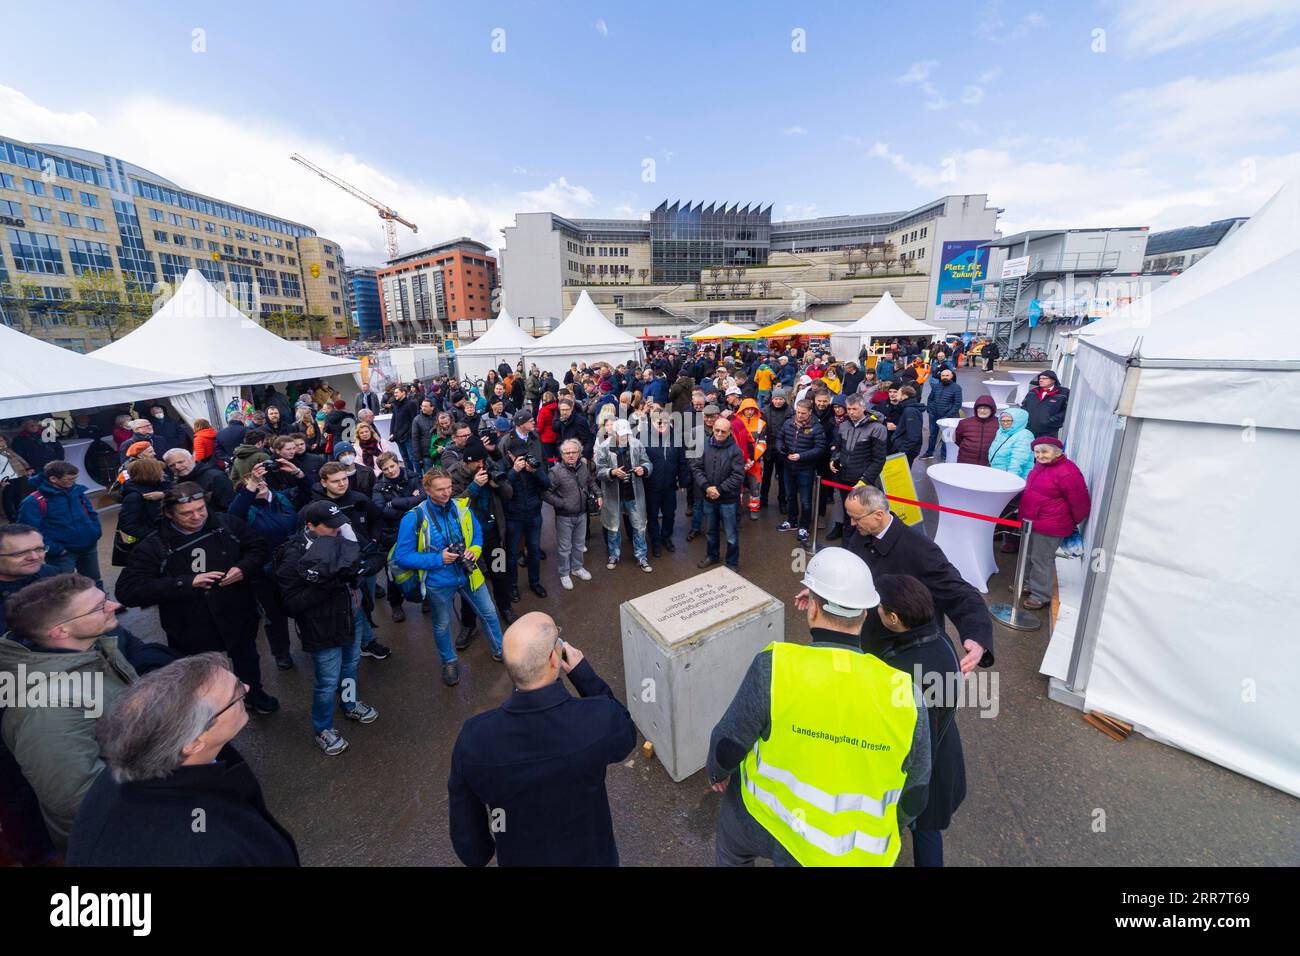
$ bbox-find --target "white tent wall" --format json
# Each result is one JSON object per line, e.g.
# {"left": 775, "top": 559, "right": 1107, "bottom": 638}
{"left": 1081, "top": 418, "right": 1300, "bottom": 797}
{"left": 457, "top": 350, "right": 527, "bottom": 385}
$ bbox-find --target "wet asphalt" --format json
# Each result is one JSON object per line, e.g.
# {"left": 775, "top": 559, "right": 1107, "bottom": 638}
{"left": 99, "top": 362, "right": 1300, "bottom": 866}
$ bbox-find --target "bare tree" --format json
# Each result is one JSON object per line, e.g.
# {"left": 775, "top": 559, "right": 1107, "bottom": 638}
{"left": 758, "top": 279, "right": 772, "bottom": 298}
{"left": 638, "top": 267, "right": 650, "bottom": 285}
{"left": 882, "top": 242, "right": 899, "bottom": 274}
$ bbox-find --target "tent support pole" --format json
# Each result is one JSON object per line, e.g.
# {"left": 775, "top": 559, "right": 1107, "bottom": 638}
{"left": 1066, "top": 413, "right": 1142, "bottom": 695}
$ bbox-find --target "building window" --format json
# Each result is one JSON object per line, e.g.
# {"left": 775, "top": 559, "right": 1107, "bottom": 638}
{"left": 328, "top": 275, "right": 336, "bottom": 285}
{"left": 153, "top": 229, "right": 168, "bottom": 242}
{"left": 917, "top": 247, "right": 924, "bottom": 259}
{"left": 58, "top": 211, "right": 80, "bottom": 227}
{"left": 7, "top": 228, "right": 65, "bottom": 274}
{"left": 333, "top": 306, "right": 341, "bottom": 315}
{"left": 208, "top": 240, "right": 219, "bottom": 251}
{"left": 223, "top": 243, "right": 234, "bottom": 254}
{"left": 204, "top": 221, "right": 215, "bottom": 233}
{"left": 67, "top": 237, "right": 113, "bottom": 276}
{"left": 23, "top": 179, "right": 45, "bottom": 196}
{"left": 52, "top": 186, "right": 73, "bottom": 202}
{"left": 0, "top": 199, "right": 21, "bottom": 216}
{"left": 0, "top": 173, "right": 14, "bottom": 189}
{"left": 79, "top": 192, "right": 99, "bottom": 208}
{"left": 30, "top": 205, "right": 52, "bottom": 223}
{"left": 187, "top": 217, "right": 198, "bottom": 229}
{"left": 173, "top": 233, "right": 186, "bottom": 246}
{"left": 149, "top": 208, "right": 164, "bottom": 222}
{"left": 191, "top": 237, "right": 203, "bottom": 250}
{"left": 169, "top": 212, "right": 182, "bottom": 226}
{"left": 614, "top": 312, "right": 624, "bottom": 326}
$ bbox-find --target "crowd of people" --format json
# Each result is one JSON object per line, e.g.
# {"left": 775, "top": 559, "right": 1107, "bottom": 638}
{"left": 0, "top": 334, "right": 1094, "bottom": 867}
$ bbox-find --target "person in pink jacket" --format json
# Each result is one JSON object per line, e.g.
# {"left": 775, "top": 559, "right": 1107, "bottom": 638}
{"left": 1018, "top": 436, "right": 1091, "bottom": 610}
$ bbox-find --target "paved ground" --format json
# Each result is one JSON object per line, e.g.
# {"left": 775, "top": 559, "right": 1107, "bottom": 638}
{"left": 100, "top": 361, "right": 1300, "bottom": 866}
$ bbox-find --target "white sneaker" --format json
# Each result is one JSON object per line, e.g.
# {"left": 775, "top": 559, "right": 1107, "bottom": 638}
{"left": 607, "top": 559, "right": 618, "bottom": 570}
{"left": 639, "top": 560, "right": 653, "bottom": 573}
{"left": 573, "top": 567, "right": 592, "bottom": 581}
{"left": 560, "top": 575, "right": 574, "bottom": 590}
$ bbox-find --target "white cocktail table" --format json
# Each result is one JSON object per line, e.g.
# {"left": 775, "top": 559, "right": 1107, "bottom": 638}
{"left": 982, "top": 380, "right": 1019, "bottom": 407}
{"left": 63, "top": 438, "right": 105, "bottom": 493}
{"left": 1007, "top": 369, "right": 1039, "bottom": 403}
{"left": 926, "top": 462, "right": 1024, "bottom": 594}
{"left": 936, "top": 417, "right": 962, "bottom": 463}
{"left": 963, "top": 400, "right": 1007, "bottom": 415}
{"left": 373, "top": 413, "right": 402, "bottom": 463}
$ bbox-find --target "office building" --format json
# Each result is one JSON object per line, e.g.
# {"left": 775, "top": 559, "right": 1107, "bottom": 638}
{"left": 346, "top": 266, "right": 382, "bottom": 340}
{"left": 1142, "top": 218, "right": 1247, "bottom": 273}
{"left": 0, "top": 135, "right": 351, "bottom": 351}
{"left": 377, "top": 238, "right": 497, "bottom": 343}
{"left": 498, "top": 194, "right": 1001, "bottom": 336}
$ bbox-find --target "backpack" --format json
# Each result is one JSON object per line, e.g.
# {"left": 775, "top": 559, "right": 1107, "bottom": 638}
{"left": 28, "top": 489, "right": 96, "bottom": 521}
{"left": 388, "top": 504, "right": 429, "bottom": 602}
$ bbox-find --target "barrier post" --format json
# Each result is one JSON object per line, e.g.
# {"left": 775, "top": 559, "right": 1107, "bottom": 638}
{"left": 989, "top": 518, "right": 1041, "bottom": 631}
{"left": 809, "top": 475, "right": 822, "bottom": 554}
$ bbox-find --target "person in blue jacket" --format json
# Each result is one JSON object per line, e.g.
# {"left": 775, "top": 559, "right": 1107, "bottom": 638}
{"left": 923, "top": 366, "right": 963, "bottom": 459}
{"left": 988, "top": 407, "right": 1035, "bottom": 480}
{"left": 392, "top": 467, "right": 505, "bottom": 688}
{"left": 17, "top": 461, "right": 102, "bottom": 590}
{"left": 890, "top": 385, "right": 928, "bottom": 465}
{"left": 229, "top": 469, "right": 299, "bottom": 670}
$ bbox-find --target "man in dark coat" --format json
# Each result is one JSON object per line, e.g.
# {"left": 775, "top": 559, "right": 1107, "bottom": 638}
{"left": 162, "top": 448, "right": 237, "bottom": 512}
{"left": 1021, "top": 369, "right": 1070, "bottom": 439}
{"left": 448, "top": 612, "right": 636, "bottom": 866}
{"left": 691, "top": 415, "right": 746, "bottom": 569}
{"left": 923, "top": 367, "right": 963, "bottom": 459}
{"left": 67, "top": 653, "right": 300, "bottom": 866}
{"left": 115, "top": 482, "right": 278, "bottom": 713}
{"left": 555, "top": 398, "right": 594, "bottom": 461}
{"left": 839, "top": 484, "right": 993, "bottom": 673}
{"left": 214, "top": 414, "right": 247, "bottom": 464}
{"left": 388, "top": 384, "right": 419, "bottom": 465}
{"left": 645, "top": 415, "right": 689, "bottom": 558}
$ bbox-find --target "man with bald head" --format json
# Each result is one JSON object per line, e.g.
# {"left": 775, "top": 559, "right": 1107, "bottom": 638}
{"left": 447, "top": 611, "right": 636, "bottom": 867}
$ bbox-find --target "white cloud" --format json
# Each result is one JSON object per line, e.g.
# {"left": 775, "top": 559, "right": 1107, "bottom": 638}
{"left": 976, "top": 3, "right": 1045, "bottom": 42}
{"left": 594, "top": 18, "right": 608, "bottom": 37}
{"left": 783, "top": 125, "right": 808, "bottom": 136}
{"left": 897, "top": 60, "right": 938, "bottom": 84}
{"left": 511, "top": 166, "right": 528, "bottom": 174}
{"left": 1118, "top": 0, "right": 1300, "bottom": 56}
{"left": 960, "top": 85, "right": 985, "bottom": 105}
{"left": 783, "top": 203, "right": 818, "bottom": 219}
{"left": 978, "top": 68, "right": 1001, "bottom": 84}
{"left": 0, "top": 86, "right": 597, "bottom": 261}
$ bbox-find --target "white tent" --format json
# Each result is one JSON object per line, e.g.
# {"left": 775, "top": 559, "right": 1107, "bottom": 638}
{"left": 524, "top": 290, "right": 644, "bottom": 374}
{"left": 830, "top": 292, "right": 944, "bottom": 362}
{"left": 1044, "top": 180, "right": 1300, "bottom": 797}
{"left": 93, "top": 270, "right": 360, "bottom": 423}
{"left": 687, "top": 321, "right": 756, "bottom": 341}
{"left": 779, "top": 318, "right": 841, "bottom": 337}
{"left": 455, "top": 308, "right": 538, "bottom": 384}
{"left": 0, "top": 324, "right": 210, "bottom": 419}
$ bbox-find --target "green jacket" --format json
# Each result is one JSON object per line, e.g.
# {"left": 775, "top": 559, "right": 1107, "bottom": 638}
{"left": 229, "top": 442, "right": 271, "bottom": 482}
{"left": 0, "top": 632, "right": 138, "bottom": 850}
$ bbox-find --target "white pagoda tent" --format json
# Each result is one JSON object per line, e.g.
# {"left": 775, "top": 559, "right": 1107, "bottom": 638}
{"left": 524, "top": 290, "right": 644, "bottom": 373}
{"left": 687, "top": 321, "right": 756, "bottom": 341}
{"left": 1043, "top": 178, "right": 1300, "bottom": 797}
{"left": 0, "top": 324, "right": 209, "bottom": 419}
{"left": 830, "top": 292, "right": 943, "bottom": 362}
{"left": 93, "top": 269, "right": 360, "bottom": 423}
{"left": 454, "top": 308, "right": 537, "bottom": 384}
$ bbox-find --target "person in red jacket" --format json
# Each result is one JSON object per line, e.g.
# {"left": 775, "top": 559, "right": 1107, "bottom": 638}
{"left": 536, "top": 391, "right": 560, "bottom": 463}
{"left": 191, "top": 418, "right": 218, "bottom": 463}
{"left": 954, "top": 395, "right": 1000, "bottom": 465}
{"left": 1017, "top": 436, "right": 1091, "bottom": 610}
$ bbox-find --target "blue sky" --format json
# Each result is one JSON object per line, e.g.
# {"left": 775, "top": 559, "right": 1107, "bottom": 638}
{"left": 3, "top": 0, "right": 1299, "bottom": 264}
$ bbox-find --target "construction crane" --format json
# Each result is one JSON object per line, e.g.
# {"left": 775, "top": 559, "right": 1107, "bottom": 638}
{"left": 290, "top": 153, "right": 417, "bottom": 260}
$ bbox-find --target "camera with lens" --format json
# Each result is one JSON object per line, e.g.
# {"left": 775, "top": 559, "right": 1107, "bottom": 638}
{"left": 447, "top": 541, "right": 477, "bottom": 570}
{"left": 831, "top": 452, "right": 848, "bottom": 471}
{"left": 524, "top": 455, "right": 543, "bottom": 470}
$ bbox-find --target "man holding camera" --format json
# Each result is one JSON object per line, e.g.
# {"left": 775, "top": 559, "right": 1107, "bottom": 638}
{"left": 497, "top": 412, "right": 552, "bottom": 600}
{"left": 392, "top": 468, "right": 505, "bottom": 687}
{"left": 594, "top": 419, "right": 653, "bottom": 573}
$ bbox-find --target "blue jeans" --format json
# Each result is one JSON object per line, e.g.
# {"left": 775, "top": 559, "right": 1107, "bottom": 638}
{"left": 48, "top": 547, "right": 103, "bottom": 592}
{"left": 704, "top": 500, "right": 739, "bottom": 567}
{"left": 310, "top": 614, "right": 362, "bottom": 735}
{"left": 429, "top": 581, "right": 503, "bottom": 663}
{"left": 397, "top": 438, "right": 416, "bottom": 470}
{"left": 786, "top": 467, "right": 815, "bottom": 532}
{"left": 606, "top": 498, "right": 648, "bottom": 562}
{"left": 357, "top": 574, "right": 376, "bottom": 646}
{"left": 506, "top": 512, "right": 543, "bottom": 587}
{"left": 911, "top": 825, "right": 944, "bottom": 867}
{"left": 757, "top": 390, "right": 771, "bottom": 411}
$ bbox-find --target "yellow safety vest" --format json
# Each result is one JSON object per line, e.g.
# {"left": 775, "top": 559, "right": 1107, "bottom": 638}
{"left": 740, "top": 641, "right": 917, "bottom": 867}
{"left": 390, "top": 499, "right": 485, "bottom": 595}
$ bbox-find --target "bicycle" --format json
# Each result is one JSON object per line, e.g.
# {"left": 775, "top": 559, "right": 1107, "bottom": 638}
{"left": 1009, "top": 344, "right": 1048, "bottom": 363}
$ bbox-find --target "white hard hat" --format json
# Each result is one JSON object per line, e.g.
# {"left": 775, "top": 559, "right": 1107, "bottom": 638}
{"left": 800, "top": 547, "right": 879, "bottom": 615}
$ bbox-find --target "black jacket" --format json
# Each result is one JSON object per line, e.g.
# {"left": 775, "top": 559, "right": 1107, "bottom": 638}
{"left": 497, "top": 431, "right": 551, "bottom": 520}
{"left": 390, "top": 396, "right": 418, "bottom": 442}
{"left": 1022, "top": 385, "right": 1070, "bottom": 438}
{"left": 214, "top": 422, "right": 246, "bottom": 461}
{"left": 891, "top": 398, "right": 927, "bottom": 457}
{"left": 274, "top": 529, "right": 360, "bottom": 652}
{"left": 778, "top": 416, "right": 827, "bottom": 470}
{"left": 118, "top": 481, "right": 165, "bottom": 542}
{"left": 411, "top": 412, "right": 438, "bottom": 460}
{"left": 764, "top": 399, "right": 793, "bottom": 460}
{"left": 189, "top": 459, "right": 237, "bottom": 512}
{"left": 448, "top": 659, "right": 636, "bottom": 867}
{"left": 841, "top": 519, "right": 994, "bottom": 664}
{"left": 307, "top": 484, "right": 383, "bottom": 550}
{"left": 555, "top": 410, "right": 594, "bottom": 461}
{"left": 116, "top": 514, "right": 267, "bottom": 654}
{"left": 371, "top": 468, "right": 423, "bottom": 549}
{"left": 832, "top": 413, "right": 889, "bottom": 486}
{"left": 67, "top": 744, "right": 299, "bottom": 867}
{"left": 646, "top": 436, "right": 689, "bottom": 493}
{"left": 872, "top": 622, "right": 967, "bottom": 832}
{"left": 690, "top": 437, "right": 745, "bottom": 504}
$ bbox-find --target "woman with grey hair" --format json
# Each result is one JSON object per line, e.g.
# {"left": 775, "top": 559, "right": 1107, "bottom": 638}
{"left": 66, "top": 652, "right": 299, "bottom": 866}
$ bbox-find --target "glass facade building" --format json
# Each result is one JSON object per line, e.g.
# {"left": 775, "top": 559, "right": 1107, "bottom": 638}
{"left": 649, "top": 201, "right": 773, "bottom": 284}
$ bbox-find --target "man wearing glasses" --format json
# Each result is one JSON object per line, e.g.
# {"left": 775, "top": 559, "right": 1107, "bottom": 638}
{"left": 68, "top": 652, "right": 300, "bottom": 866}
{"left": 448, "top": 612, "right": 636, "bottom": 867}
{"left": 0, "top": 573, "right": 138, "bottom": 854}
{"left": 116, "top": 482, "right": 279, "bottom": 715}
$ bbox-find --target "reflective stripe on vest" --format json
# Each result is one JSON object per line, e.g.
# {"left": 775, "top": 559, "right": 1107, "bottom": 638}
{"left": 740, "top": 641, "right": 917, "bottom": 867}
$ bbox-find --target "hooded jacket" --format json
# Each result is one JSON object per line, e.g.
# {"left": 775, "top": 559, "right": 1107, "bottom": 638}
{"left": 1019, "top": 454, "right": 1091, "bottom": 537}
{"left": 668, "top": 375, "right": 695, "bottom": 413}
{"left": 764, "top": 393, "right": 793, "bottom": 459}
{"left": 192, "top": 426, "right": 218, "bottom": 462}
{"left": 987, "top": 407, "right": 1035, "bottom": 479}
{"left": 17, "top": 476, "right": 102, "bottom": 556}
{"left": 926, "top": 376, "right": 964, "bottom": 421}
{"left": 189, "top": 458, "right": 237, "bottom": 512}
{"left": 449, "top": 459, "right": 512, "bottom": 534}
{"left": 1021, "top": 370, "right": 1070, "bottom": 438}
{"left": 833, "top": 410, "right": 889, "bottom": 486}
{"left": 308, "top": 483, "right": 383, "bottom": 550}
{"left": 0, "top": 631, "right": 138, "bottom": 850}
{"left": 736, "top": 398, "right": 768, "bottom": 467}
{"left": 372, "top": 468, "right": 424, "bottom": 549}
{"left": 543, "top": 457, "right": 600, "bottom": 517}
{"left": 274, "top": 528, "right": 361, "bottom": 652}
{"left": 890, "top": 396, "right": 927, "bottom": 458}
{"left": 537, "top": 400, "right": 560, "bottom": 445}
{"left": 229, "top": 442, "right": 270, "bottom": 482}
{"left": 411, "top": 410, "right": 438, "bottom": 461}
{"left": 594, "top": 436, "right": 651, "bottom": 531}
{"left": 954, "top": 395, "right": 1001, "bottom": 465}
{"left": 117, "top": 479, "right": 166, "bottom": 542}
